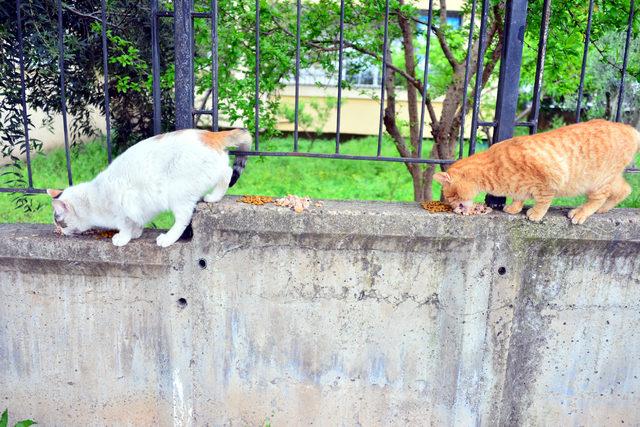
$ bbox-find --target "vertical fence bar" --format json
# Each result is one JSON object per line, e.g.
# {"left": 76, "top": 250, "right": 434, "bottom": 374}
{"left": 100, "top": 0, "right": 112, "bottom": 162}
{"left": 294, "top": 0, "right": 301, "bottom": 151}
{"left": 335, "top": 0, "right": 345, "bottom": 153}
{"left": 615, "top": 0, "right": 635, "bottom": 122}
{"left": 468, "top": 0, "right": 490, "bottom": 156}
{"left": 416, "top": 0, "right": 434, "bottom": 158}
{"left": 151, "top": 0, "right": 162, "bottom": 134}
{"left": 528, "top": 0, "right": 551, "bottom": 134}
{"left": 575, "top": 0, "right": 594, "bottom": 123}
{"left": 174, "top": 0, "right": 194, "bottom": 129}
{"left": 487, "top": 0, "right": 528, "bottom": 209}
{"left": 56, "top": 0, "right": 73, "bottom": 185}
{"left": 211, "top": 0, "right": 219, "bottom": 130}
{"left": 15, "top": 0, "right": 33, "bottom": 188}
{"left": 457, "top": 0, "right": 478, "bottom": 160}
{"left": 254, "top": 0, "right": 260, "bottom": 149}
{"left": 376, "top": 0, "right": 390, "bottom": 157}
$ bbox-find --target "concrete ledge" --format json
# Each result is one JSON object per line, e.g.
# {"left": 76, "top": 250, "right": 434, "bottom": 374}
{"left": 1, "top": 198, "right": 640, "bottom": 425}
{"left": 196, "top": 197, "right": 640, "bottom": 240}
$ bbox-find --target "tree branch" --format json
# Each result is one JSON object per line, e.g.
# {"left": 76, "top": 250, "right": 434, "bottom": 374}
{"left": 61, "top": 4, "right": 101, "bottom": 21}
{"left": 433, "top": 26, "right": 460, "bottom": 70}
{"left": 393, "top": 10, "right": 460, "bottom": 70}
{"left": 439, "top": 0, "right": 447, "bottom": 29}
{"left": 384, "top": 68, "right": 417, "bottom": 175}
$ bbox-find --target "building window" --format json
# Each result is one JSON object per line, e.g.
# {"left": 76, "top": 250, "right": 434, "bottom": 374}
{"left": 345, "top": 61, "right": 381, "bottom": 87}
{"left": 417, "top": 10, "right": 462, "bottom": 30}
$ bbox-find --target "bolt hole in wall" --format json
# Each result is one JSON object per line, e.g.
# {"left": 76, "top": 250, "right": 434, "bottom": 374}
{"left": 177, "top": 297, "right": 188, "bottom": 308}
{"left": 498, "top": 266, "right": 507, "bottom": 275}
{"left": 198, "top": 258, "right": 207, "bottom": 269}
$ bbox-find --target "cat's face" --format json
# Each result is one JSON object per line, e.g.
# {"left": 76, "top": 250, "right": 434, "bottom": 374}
{"left": 47, "top": 188, "right": 92, "bottom": 235}
{"left": 433, "top": 171, "right": 476, "bottom": 211}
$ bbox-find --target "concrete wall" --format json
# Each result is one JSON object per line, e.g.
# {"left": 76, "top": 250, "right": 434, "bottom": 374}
{"left": 1, "top": 198, "right": 639, "bottom": 426}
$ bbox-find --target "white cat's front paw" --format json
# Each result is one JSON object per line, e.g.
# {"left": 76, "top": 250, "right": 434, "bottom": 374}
{"left": 112, "top": 232, "right": 131, "bottom": 247}
{"left": 204, "top": 191, "right": 226, "bottom": 203}
{"left": 156, "top": 233, "right": 177, "bottom": 248}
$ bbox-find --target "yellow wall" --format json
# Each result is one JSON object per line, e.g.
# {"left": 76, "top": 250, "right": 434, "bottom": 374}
{"left": 274, "top": 84, "right": 480, "bottom": 139}
{"left": 270, "top": 0, "right": 472, "bottom": 138}
{"left": 412, "top": 0, "right": 465, "bottom": 11}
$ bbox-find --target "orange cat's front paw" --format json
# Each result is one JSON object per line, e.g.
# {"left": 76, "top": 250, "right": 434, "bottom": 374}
{"left": 568, "top": 208, "right": 591, "bottom": 225}
{"left": 526, "top": 208, "right": 546, "bottom": 222}
{"left": 503, "top": 203, "right": 523, "bottom": 215}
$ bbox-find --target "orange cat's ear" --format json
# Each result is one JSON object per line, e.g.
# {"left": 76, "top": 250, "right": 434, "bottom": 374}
{"left": 433, "top": 172, "right": 453, "bottom": 184}
{"left": 46, "top": 189, "right": 63, "bottom": 198}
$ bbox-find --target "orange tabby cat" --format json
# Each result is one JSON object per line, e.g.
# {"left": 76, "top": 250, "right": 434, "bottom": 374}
{"left": 434, "top": 119, "right": 639, "bottom": 224}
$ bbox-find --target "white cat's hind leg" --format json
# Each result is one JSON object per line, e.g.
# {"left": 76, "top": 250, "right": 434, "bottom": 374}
{"left": 204, "top": 167, "right": 232, "bottom": 203}
{"left": 156, "top": 202, "right": 197, "bottom": 247}
{"left": 131, "top": 224, "right": 144, "bottom": 239}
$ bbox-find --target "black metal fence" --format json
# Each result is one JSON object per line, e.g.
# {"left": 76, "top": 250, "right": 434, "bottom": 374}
{"left": 2, "top": 0, "right": 638, "bottom": 196}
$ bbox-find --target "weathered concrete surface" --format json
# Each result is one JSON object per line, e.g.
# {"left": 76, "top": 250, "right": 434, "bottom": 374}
{"left": 1, "top": 198, "right": 639, "bottom": 426}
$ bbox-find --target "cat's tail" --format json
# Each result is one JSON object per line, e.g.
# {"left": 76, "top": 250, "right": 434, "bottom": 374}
{"left": 222, "top": 128, "right": 252, "bottom": 187}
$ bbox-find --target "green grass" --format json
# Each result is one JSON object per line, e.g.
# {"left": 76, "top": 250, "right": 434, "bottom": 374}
{"left": 2, "top": 136, "right": 639, "bottom": 228}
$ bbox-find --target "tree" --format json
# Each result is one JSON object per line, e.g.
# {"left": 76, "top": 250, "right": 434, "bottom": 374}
{"left": 519, "top": 0, "right": 639, "bottom": 127}
{"left": 271, "top": 0, "right": 505, "bottom": 201}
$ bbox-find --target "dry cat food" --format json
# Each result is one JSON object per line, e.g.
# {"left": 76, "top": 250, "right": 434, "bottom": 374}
{"left": 237, "top": 195, "right": 274, "bottom": 205}
{"left": 274, "top": 194, "right": 312, "bottom": 213}
{"left": 93, "top": 230, "right": 118, "bottom": 239}
{"left": 453, "top": 204, "right": 492, "bottom": 216}
{"left": 54, "top": 228, "right": 118, "bottom": 239}
{"left": 420, "top": 200, "right": 492, "bottom": 215}
{"left": 420, "top": 201, "right": 453, "bottom": 213}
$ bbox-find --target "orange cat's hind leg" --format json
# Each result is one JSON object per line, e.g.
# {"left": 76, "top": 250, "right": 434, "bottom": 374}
{"left": 596, "top": 176, "right": 631, "bottom": 214}
{"left": 503, "top": 200, "right": 525, "bottom": 215}
{"left": 526, "top": 191, "right": 555, "bottom": 222}
{"left": 568, "top": 187, "right": 610, "bottom": 225}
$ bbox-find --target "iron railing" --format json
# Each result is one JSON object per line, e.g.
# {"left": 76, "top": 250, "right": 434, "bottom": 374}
{"left": 2, "top": 0, "right": 639, "bottom": 196}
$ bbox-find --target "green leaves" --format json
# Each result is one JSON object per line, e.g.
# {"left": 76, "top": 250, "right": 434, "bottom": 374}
{"left": 0, "top": 410, "right": 35, "bottom": 427}
{"left": 520, "top": 0, "right": 640, "bottom": 118}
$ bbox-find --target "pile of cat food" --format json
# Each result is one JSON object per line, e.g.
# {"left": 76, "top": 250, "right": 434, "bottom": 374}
{"left": 420, "top": 201, "right": 453, "bottom": 213}
{"left": 274, "top": 195, "right": 312, "bottom": 213}
{"left": 82, "top": 229, "right": 118, "bottom": 240}
{"left": 237, "top": 195, "right": 274, "bottom": 205}
{"left": 453, "top": 204, "right": 492, "bottom": 216}
{"left": 93, "top": 230, "right": 118, "bottom": 240}
{"left": 54, "top": 228, "right": 118, "bottom": 239}
{"left": 237, "top": 194, "right": 318, "bottom": 213}
{"left": 420, "top": 200, "right": 492, "bottom": 216}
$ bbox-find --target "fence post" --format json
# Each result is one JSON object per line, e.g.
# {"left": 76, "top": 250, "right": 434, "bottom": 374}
{"left": 174, "top": 0, "right": 194, "bottom": 129}
{"left": 486, "top": 0, "right": 528, "bottom": 209}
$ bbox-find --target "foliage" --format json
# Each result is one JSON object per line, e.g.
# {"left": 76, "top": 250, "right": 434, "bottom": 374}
{"left": 0, "top": 409, "right": 36, "bottom": 427}
{"left": 279, "top": 97, "right": 336, "bottom": 136}
{"left": 520, "top": 0, "right": 640, "bottom": 123}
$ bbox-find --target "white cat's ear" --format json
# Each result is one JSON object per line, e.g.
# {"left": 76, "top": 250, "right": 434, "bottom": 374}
{"left": 47, "top": 189, "right": 63, "bottom": 198}
{"left": 52, "top": 199, "right": 69, "bottom": 216}
{"left": 433, "top": 172, "right": 453, "bottom": 184}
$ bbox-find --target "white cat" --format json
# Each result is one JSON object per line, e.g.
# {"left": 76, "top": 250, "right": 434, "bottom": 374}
{"left": 47, "top": 128, "right": 251, "bottom": 247}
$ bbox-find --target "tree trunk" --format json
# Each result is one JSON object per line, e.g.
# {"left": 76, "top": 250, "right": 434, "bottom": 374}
{"left": 397, "top": 0, "right": 420, "bottom": 151}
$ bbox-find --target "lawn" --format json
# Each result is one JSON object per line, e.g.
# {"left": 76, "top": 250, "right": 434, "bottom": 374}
{"left": 2, "top": 135, "right": 639, "bottom": 229}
